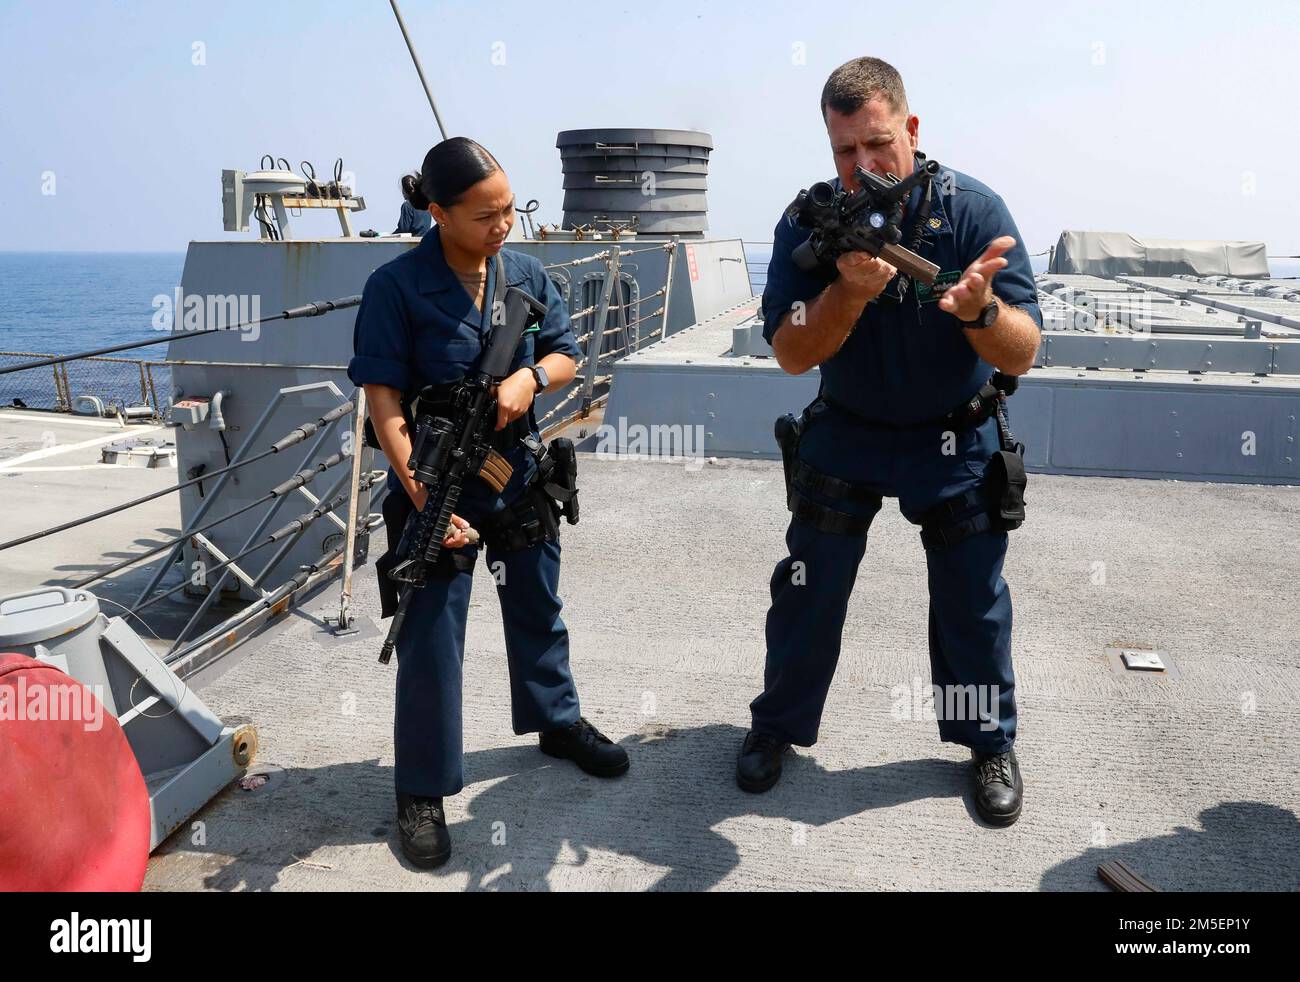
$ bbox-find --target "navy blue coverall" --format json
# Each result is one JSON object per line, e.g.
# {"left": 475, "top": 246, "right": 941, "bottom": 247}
{"left": 348, "top": 227, "right": 582, "bottom": 797}
{"left": 752, "top": 163, "right": 1042, "bottom": 754}
{"left": 394, "top": 200, "right": 432, "bottom": 237}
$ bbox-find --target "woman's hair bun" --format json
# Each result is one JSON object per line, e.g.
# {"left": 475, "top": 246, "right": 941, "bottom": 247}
{"left": 401, "top": 172, "right": 430, "bottom": 210}
{"left": 417, "top": 137, "right": 500, "bottom": 209}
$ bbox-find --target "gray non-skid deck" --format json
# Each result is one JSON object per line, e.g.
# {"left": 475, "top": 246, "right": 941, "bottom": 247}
{"left": 0, "top": 409, "right": 253, "bottom": 647}
{"left": 142, "top": 453, "right": 1300, "bottom": 891}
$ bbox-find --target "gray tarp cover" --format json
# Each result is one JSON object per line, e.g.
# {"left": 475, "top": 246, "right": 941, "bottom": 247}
{"left": 1049, "top": 230, "right": 1269, "bottom": 278}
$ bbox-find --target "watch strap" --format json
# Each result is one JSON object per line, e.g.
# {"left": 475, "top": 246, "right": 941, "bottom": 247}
{"left": 962, "top": 298, "right": 999, "bottom": 328}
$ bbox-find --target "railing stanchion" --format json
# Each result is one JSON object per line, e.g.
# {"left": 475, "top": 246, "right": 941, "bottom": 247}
{"left": 659, "top": 236, "right": 680, "bottom": 350}
{"left": 334, "top": 387, "right": 367, "bottom": 632}
{"left": 581, "top": 245, "right": 620, "bottom": 417}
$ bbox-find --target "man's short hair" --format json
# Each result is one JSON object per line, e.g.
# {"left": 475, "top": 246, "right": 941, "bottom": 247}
{"left": 820, "top": 57, "right": 909, "bottom": 119}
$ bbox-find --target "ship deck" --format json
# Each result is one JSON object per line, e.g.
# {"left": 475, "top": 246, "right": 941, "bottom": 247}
{"left": 0, "top": 408, "right": 241, "bottom": 645}
{"left": 119, "top": 450, "right": 1299, "bottom": 892}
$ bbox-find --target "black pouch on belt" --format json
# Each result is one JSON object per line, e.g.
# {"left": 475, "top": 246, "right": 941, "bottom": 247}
{"left": 987, "top": 447, "right": 1027, "bottom": 530}
{"left": 374, "top": 491, "right": 412, "bottom": 618}
{"left": 541, "top": 436, "right": 580, "bottom": 525}
{"left": 988, "top": 398, "right": 1027, "bottom": 531}
{"left": 774, "top": 412, "right": 803, "bottom": 496}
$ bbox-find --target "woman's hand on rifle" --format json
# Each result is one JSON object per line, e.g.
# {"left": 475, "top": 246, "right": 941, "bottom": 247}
{"left": 410, "top": 486, "right": 473, "bottom": 554}
{"left": 492, "top": 368, "right": 537, "bottom": 431}
{"left": 443, "top": 513, "right": 472, "bottom": 548}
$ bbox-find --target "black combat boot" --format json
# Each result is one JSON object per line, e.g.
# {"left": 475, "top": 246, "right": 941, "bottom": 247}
{"left": 396, "top": 791, "right": 452, "bottom": 868}
{"left": 736, "top": 729, "right": 791, "bottom": 793}
{"left": 971, "top": 747, "right": 1024, "bottom": 826}
{"left": 539, "top": 717, "right": 630, "bottom": 777}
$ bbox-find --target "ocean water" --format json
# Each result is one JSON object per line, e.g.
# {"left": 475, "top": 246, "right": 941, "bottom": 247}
{"left": 0, "top": 252, "right": 184, "bottom": 410}
{"left": 0, "top": 252, "right": 185, "bottom": 354}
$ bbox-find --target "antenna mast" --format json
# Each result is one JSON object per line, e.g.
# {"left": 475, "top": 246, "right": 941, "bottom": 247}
{"left": 389, "top": 0, "right": 449, "bottom": 141}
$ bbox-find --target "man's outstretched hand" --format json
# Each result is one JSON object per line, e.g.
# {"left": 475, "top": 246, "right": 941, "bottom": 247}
{"left": 939, "top": 235, "right": 1016, "bottom": 322}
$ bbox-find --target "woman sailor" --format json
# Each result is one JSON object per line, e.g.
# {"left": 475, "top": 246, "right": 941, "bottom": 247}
{"left": 349, "top": 137, "right": 629, "bottom": 870}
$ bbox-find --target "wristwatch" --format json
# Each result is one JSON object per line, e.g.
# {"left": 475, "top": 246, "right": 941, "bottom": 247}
{"left": 961, "top": 297, "right": 1000, "bottom": 330}
{"left": 528, "top": 364, "right": 549, "bottom": 393}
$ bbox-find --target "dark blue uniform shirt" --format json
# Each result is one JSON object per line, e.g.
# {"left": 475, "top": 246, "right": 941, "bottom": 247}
{"left": 347, "top": 226, "right": 579, "bottom": 500}
{"left": 348, "top": 225, "right": 578, "bottom": 397}
{"left": 762, "top": 162, "right": 1041, "bottom": 424}
{"left": 394, "top": 201, "right": 432, "bottom": 236}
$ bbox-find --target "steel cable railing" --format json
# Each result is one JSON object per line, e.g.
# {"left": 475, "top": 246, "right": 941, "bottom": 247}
{"left": 0, "top": 402, "right": 354, "bottom": 555}
{"left": 68, "top": 451, "right": 352, "bottom": 590}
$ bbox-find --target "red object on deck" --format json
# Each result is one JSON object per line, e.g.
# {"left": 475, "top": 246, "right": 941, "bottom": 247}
{"left": 0, "top": 652, "right": 150, "bottom": 891}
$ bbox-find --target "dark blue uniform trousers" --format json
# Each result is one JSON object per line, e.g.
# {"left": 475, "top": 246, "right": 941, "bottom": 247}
{"left": 393, "top": 527, "right": 581, "bottom": 799}
{"left": 752, "top": 403, "right": 1016, "bottom": 754}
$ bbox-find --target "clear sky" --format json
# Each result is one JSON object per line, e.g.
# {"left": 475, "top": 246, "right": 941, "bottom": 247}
{"left": 1, "top": 0, "right": 1297, "bottom": 255}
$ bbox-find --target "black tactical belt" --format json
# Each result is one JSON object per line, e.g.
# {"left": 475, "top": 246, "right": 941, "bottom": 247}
{"left": 779, "top": 371, "right": 1027, "bottom": 546}
{"left": 821, "top": 371, "right": 1020, "bottom": 434}
{"left": 478, "top": 480, "right": 560, "bottom": 552}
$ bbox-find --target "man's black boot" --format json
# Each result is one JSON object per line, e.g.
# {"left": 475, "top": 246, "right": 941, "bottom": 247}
{"left": 540, "top": 717, "right": 630, "bottom": 777}
{"left": 971, "top": 747, "right": 1023, "bottom": 826}
{"left": 396, "top": 791, "right": 452, "bottom": 868}
{"left": 736, "top": 729, "right": 791, "bottom": 793}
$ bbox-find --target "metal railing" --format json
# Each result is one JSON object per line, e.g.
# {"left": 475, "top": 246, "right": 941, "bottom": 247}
{"left": 741, "top": 240, "right": 773, "bottom": 294}
{"left": 0, "top": 387, "right": 383, "bottom": 669}
{"left": 0, "top": 254, "right": 690, "bottom": 668}
{"left": 0, "top": 295, "right": 379, "bottom": 675}
{"left": 0, "top": 350, "right": 169, "bottom": 416}
{"left": 1, "top": 294, "right": 362, "bottom": 418}
{"left": 538, "top": 237, "right": 681, "bottom": 428}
